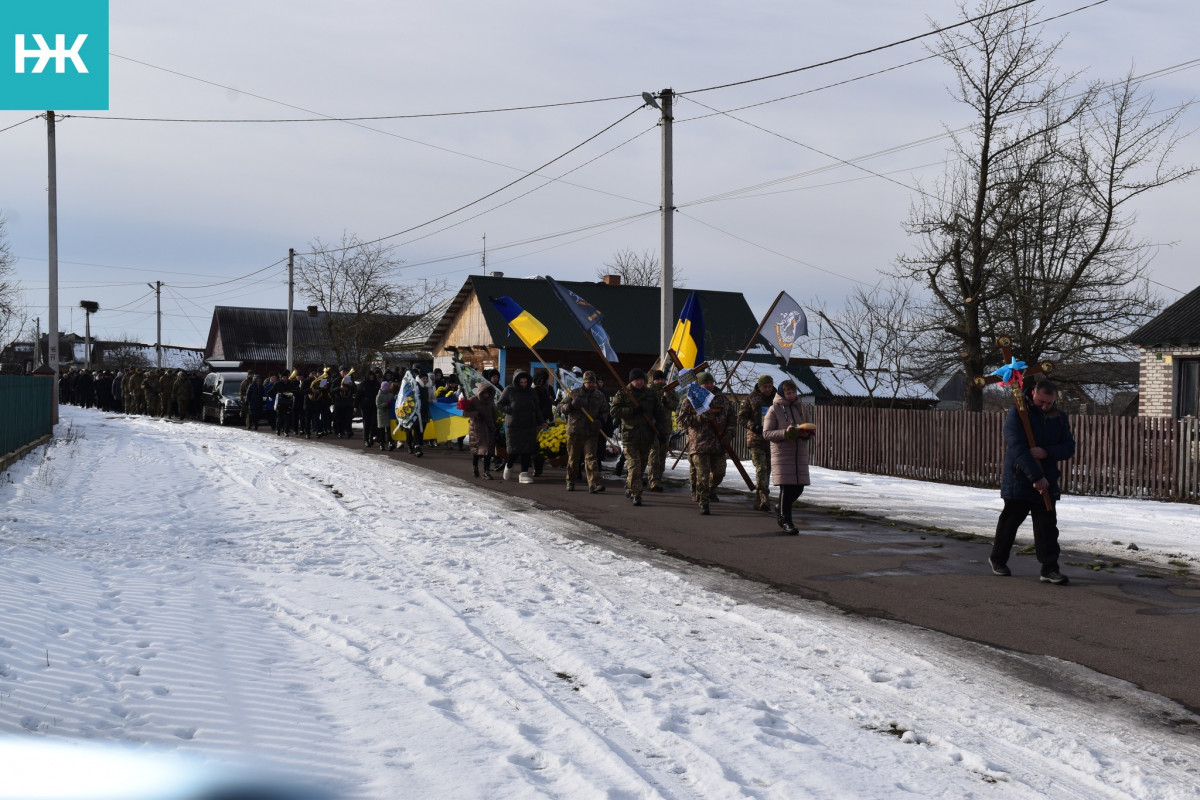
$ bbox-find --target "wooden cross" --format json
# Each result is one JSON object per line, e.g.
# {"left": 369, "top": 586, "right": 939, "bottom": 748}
{"left": 972, "top": 336, "right": 1055, "bottom": 510}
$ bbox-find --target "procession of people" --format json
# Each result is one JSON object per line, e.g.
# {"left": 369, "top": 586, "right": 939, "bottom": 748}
{"left": 57, "top": 350, "right": 1076, "bottom": 584}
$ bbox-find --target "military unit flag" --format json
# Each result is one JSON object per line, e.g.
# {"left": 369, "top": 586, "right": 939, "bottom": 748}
{"left": 545, "top": 276, "right": 619, "bottom": 362}
{"left": 762, "top": 291, "right": 808, "bottom": 364}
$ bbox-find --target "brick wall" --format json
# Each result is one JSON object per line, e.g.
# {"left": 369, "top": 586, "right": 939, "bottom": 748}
{"left": 1139, "top": 345, "right": 1200, "bottom": 417}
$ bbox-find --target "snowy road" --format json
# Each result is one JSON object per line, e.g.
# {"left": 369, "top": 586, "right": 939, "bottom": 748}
{"left": 2, "top": 407, "right": 1199, "bottom": 798}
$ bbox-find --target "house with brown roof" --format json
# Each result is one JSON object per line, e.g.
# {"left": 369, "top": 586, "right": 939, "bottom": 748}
{"left": 1128, "top": 286, "right": 1200, "bottom": 418}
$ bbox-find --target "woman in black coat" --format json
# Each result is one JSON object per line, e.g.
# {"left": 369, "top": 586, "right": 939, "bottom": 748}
{"left": 496, "top": 371, "right": 544, "bottom": 483}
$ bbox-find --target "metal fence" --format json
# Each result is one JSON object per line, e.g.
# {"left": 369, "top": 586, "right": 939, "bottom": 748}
{"left": 729, "top": 405, "right": 1200, "bottom": 502}
{"left": 1, "top": 375, "right": 53, "bottom": 460}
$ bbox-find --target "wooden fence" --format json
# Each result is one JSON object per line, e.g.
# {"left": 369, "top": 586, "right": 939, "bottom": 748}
{"left": 730, "top": 406, "right": 1200, "bottom": 503}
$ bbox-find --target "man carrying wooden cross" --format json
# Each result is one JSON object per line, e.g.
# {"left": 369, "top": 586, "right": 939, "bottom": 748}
{"left": 990, "top": 379, "right": 1076, "bottom": 585}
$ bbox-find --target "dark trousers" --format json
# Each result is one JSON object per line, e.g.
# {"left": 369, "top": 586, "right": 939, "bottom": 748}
{"left": 991, "top": 498, "right": 1060, "bottom": 576}
{"left": 778, "top": 484, "right": 805, "bottom": 524}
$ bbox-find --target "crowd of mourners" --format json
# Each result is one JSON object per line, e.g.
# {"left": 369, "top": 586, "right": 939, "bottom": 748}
{"left": 58, "top": 362, "right": 817, "bottom": 532}
{"left": 58, "top": 366, "right": 200, "bottom": 418}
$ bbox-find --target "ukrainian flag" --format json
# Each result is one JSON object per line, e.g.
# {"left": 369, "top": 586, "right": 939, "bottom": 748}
{"left": 669, "top": 291, "right": 705, "bottom": 369}
{"left": 490, "top": 296, "right": 549, "bottom": 350}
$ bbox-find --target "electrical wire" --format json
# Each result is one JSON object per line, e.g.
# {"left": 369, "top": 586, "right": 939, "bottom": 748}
{"left": 296, "top": 103, "right": 648, "bottom": 258}
{"left": 678, "top": 210, "right": 875, "bottom": 288}
{"left": 678, "top": 0, "right": 1106, "bottom": 96}
{"left": 0, "top": 115, "right": 42, "bottom": 135}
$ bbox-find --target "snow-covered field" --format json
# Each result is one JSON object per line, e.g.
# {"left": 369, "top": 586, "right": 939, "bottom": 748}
{"left": 2, "top": 406, "right": 1199, "bottom": 799}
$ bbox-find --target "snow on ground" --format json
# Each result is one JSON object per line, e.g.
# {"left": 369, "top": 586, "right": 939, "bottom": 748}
{"left": 1, "top": 406, "right": 1199, "bottom": 799}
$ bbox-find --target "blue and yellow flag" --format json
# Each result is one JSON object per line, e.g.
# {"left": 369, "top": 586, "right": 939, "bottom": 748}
{"left": 490, "top": 296, "right": 548, "bottom": 350}
{"left": 669, "top": 291, "right": 705, "bottom": 370}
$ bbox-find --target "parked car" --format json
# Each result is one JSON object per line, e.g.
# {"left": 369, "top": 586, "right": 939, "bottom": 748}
{"left": 201, "top": 371, "right": 246, "bottom": 425}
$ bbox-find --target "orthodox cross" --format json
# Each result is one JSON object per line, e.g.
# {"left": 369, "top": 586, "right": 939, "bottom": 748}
{"left": 972, "top": 336, "right": 1055, "bottom": 510}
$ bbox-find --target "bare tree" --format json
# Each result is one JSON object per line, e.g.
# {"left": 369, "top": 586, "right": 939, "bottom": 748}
{"left": 296, "top": 232, "right": 448, "bottom": 370}
{"left": 597, "top": 248, "right": 685, "bottom": 287}
{"left": 810, "top": 280, "right": 929, "bottom": 406}
{"left": 893, "top": 0, "right": 1193, "bottom": 410}
{"left": 0, "top": 213, "right": 28, "bottom": 354}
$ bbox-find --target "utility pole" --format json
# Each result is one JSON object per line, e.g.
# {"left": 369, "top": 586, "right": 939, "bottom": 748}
{"left": 287, "top": 248, "right": 295, "bottom": 372}
{"left": 147, "top": 281, "right": 162, "bottom": 367}
{"left": 482, "top": 233, "right": 487, "bottom": 271}
{"left": 46, "top": 111, "right": 60, "bottom": 424}
{"left": 658, "top": 89, "right": 675, "bottom": 363}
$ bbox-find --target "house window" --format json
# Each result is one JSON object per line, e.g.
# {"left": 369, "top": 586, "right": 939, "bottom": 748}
{"left": 1177, "top": 359, "right": 1200, "bottom": 418}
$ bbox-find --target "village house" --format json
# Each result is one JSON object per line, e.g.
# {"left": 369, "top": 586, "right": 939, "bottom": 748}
{"left": 1128, "top": 285, "right": 1200, "bottom": 418}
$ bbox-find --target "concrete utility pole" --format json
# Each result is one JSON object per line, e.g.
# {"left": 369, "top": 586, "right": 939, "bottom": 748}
{"left": 287, "top": 248, "right": 295, "bottom": 372}
{"left": 46, "top": 111, "right": 60, "bottom": 424}
{"left": 147, "top": 281, "right": 162, "bottom": 367}
{"left": 658, "top": 89, "right": 675, "bottom": 363}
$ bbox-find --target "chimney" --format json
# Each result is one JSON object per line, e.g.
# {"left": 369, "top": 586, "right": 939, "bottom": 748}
{"left": 307, "top": 306, "right": 319, "bottom": 317}
{"left": 602, "top": 274, "right": 621, "bottom": 286}
{"left": 491, "top": 271, "right": 504, "bottom": 278}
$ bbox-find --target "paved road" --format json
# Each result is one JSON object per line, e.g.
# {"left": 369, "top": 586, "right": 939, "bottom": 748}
{"left": 320, "top": 433, "right": 1200, "bottom": 716}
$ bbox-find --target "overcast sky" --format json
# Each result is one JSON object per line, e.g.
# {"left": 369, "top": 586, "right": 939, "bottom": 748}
{"left": 3, "top": 0, "right": 1197, "bottom": 348}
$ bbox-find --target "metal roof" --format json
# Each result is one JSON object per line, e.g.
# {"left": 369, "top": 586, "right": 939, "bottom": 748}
{"left": 206, "top": 306, "right": 412, "bottom": 364}
{"left": 1128, "top": 285, "right": 1200, "bottom": 346}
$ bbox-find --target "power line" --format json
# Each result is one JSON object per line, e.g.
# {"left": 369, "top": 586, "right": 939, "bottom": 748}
{"left": 678, "top": 0, "right": 1107, "bottom": 96}
{"left": 678, "top": 210, "right": 874, "bottom": 288}
{"left": 296, "top": 103, "right": 648, "bottom": 258}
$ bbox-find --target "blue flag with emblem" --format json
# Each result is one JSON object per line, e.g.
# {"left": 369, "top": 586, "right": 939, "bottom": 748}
{"left": 545, "top": 276, "right": 619, "bottom": 362}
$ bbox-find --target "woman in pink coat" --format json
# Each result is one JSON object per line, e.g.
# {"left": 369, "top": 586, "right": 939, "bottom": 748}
{"left": 762, "top": 379, "right": 815, "bottom": 534}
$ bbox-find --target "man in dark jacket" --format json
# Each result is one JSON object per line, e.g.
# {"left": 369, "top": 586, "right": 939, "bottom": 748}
{"left": 647, "top": 370, "right": 679, "bottom": 493}
{"left": 989, "top": 380, "right": 1076, "bottom": 584}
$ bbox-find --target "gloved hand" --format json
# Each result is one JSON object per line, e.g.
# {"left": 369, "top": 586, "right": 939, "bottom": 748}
{"left": 785, "top": 425, "right": 802, "bottom": 441}
{"left": 752, "top": 423, "right": 763, "bottom": 435}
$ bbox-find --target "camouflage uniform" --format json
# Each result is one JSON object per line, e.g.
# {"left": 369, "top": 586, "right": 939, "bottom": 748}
{"left": 609, "top": 380, "right": 669, "bottom": 501}
{"left": 173, "top": 372, "right": 194, "bottom": 419}
{"left": 127, "top": 369, "right": 145, "bottom": 414}
{"left": 677, "top": 385, "right": 737, "bottom": 511}
{"left": 143, "top": 371, "right": 162, "bottom": 417}
{"left": 648, "top": 375, "right": 680, "bottom": 491}
{"left": 558, "top": 377, "right": 610, "bottom": 491}
{"left": 738, "top": 382, "right": 777, "bottom": 511}
{"left": 159, "top": 372, "right": 177, "bottom": 418}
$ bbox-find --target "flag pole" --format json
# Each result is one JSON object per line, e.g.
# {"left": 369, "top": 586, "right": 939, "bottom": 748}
{"left": 718, "top": 291, "right": 785, "bottom": 395}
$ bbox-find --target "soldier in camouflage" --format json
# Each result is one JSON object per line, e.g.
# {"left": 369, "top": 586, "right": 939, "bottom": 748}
{"left": 609, "top": 368, "right": 669, "bottom": 507}
{"left": 738, "top": 374, "right": 777, "bottom": 513}
{"left": 677, "top": 371, "right": 737, "bottom": 515}
{"left": 558, "top": 371, "right": 610, "bottom": 493}
{"left": 647, "top": 369, "right": 679, "bottom": 492}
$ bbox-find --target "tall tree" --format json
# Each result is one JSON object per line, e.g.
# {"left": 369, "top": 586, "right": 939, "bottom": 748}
{"left": 296, "top": 232, "right": 446, "bottom": 370}
{"left": 894, "top": 1, "right": 1193, "bottom": 410}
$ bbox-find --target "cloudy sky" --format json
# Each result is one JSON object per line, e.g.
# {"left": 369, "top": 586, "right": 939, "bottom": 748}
{"left": 3, "top": 0, "right": 1197, "bottom": 348}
